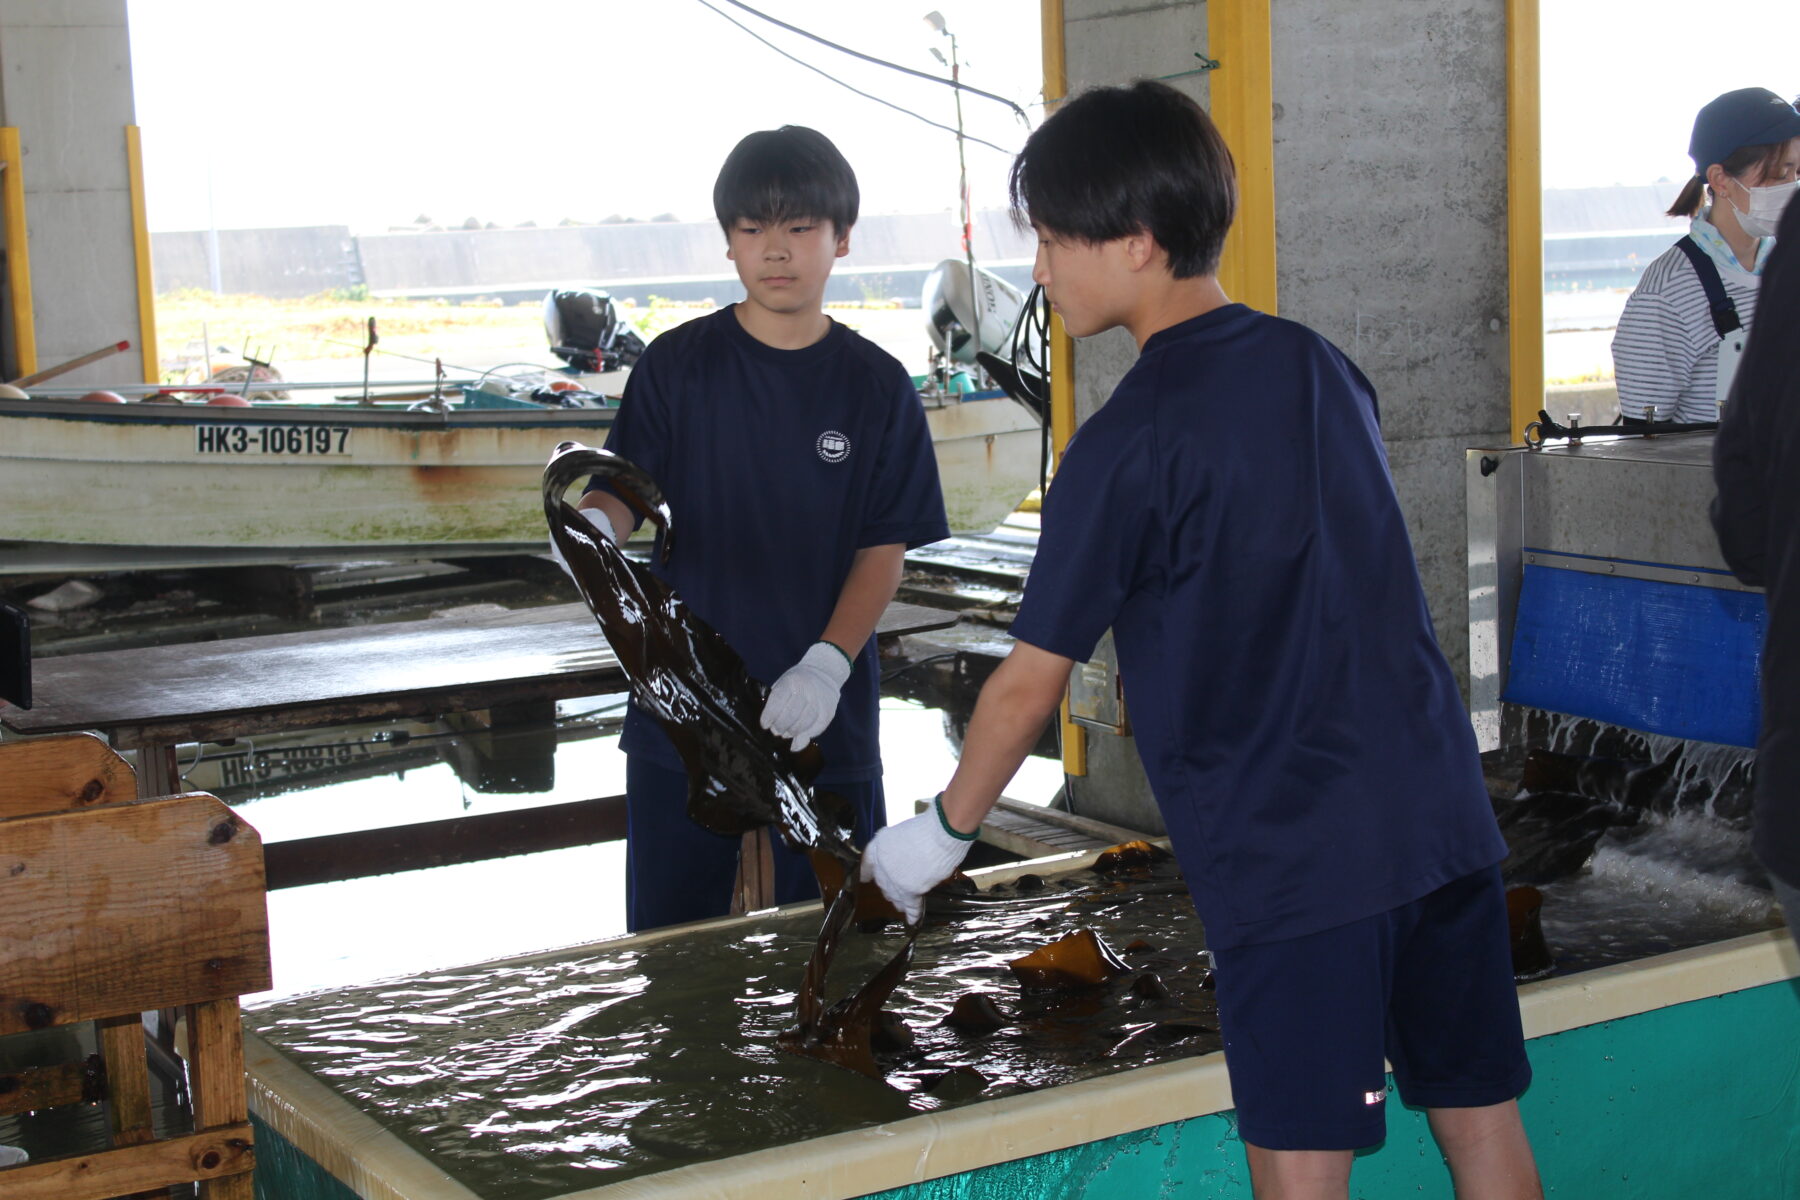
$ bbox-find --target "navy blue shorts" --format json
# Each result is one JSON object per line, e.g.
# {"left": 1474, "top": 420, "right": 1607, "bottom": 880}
{"left": 624, "top": 757, "right": 886, "bottom": 933}
{"left": 1213, "top": 865, "right": 1531, "bottom": 1151}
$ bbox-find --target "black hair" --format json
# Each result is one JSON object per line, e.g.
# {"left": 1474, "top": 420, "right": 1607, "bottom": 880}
{"left": 1009, "top": 80, "right": 1236, "bottom": 279}
{"left": 1667, "top": 141, "right": 1793, "bottom": 218}
{"left": 712, "top": 126, "right": 859, "bottom": 237}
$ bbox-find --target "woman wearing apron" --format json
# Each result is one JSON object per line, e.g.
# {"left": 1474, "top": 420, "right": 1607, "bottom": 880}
{"left": 1611, "top": 88, "right": 1800, "bottom": 425}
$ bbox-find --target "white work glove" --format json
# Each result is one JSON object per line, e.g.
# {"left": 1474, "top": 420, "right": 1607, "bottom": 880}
{"left": 549, "top": 506, "right": 617, "bottom": 579}
{"left": 759, "top": 641, "right": 853, "bottom": 751}
{"left": 859, "top": 795, "right": 979, "bottom": 925}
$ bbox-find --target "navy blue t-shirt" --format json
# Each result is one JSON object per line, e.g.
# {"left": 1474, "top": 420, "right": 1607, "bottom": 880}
{"left": 1010, "top": 304, "right": 1505, "bottom": 950}
{"left": 594, "top": 305, "right": 949, "bottom": 783}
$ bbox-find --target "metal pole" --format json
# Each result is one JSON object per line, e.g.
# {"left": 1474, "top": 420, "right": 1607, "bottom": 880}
{"left": 951, "top": 33, "right": 979, "bottom": 364}
{"left": 205, "top": 163, "right": 222, "bottom": 294}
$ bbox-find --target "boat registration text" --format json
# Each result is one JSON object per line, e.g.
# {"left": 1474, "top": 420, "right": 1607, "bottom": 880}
{"left": 196, "top": 424, "right": 351, "bottom": 456}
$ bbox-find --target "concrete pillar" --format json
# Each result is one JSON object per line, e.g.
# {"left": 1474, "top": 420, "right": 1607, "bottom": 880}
{"left": 1058, "top": 2, "right": 1208, "bottom": 831}
{"left": 0, "top": 0, "right": 145, "bottom": 387}
{"left": 1054, "top": 0, "right": 1511, "bottom": 828}
{"left": 1270, "top": 0, "right": 1512, "bottom": 690}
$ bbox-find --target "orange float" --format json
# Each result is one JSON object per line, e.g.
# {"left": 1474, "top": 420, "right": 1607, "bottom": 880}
{"left": 79, "top": 390, "right": 127, "bottom": 403}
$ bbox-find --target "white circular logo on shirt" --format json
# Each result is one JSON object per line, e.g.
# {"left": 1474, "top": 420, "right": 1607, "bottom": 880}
{"left": 816, "top": 431, "right": 851, "bottom": 463}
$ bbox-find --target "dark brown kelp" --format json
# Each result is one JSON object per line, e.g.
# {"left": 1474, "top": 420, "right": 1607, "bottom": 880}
{"left": 543, "top": 440, "right": 834, "bottom": 851}
{"left": 1506, "top": 885, "right": 1556, "bottom": 981}
{"left": 542, "top": 440, "right": 916, "bottom": 1078}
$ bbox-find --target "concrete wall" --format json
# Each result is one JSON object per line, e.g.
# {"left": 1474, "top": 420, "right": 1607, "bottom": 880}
{"left": 1056, "top": 0, "right": 1511, "bottom": 826}
{"left": 143, "top": 211, "right": 1038, "bottom": 307}
{"left": 152, "top": 226, "right": 359, "bottom": 298}
{"left": 355, "top": 210, "right": 1036, "bottom": 297}
{"left": 0, "top": 0, "right": 145, "bottom": 387}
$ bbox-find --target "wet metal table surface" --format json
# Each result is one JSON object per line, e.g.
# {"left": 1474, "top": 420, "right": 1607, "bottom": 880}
{"left": 1, "top": 600, "right": 957, "bottom": 768}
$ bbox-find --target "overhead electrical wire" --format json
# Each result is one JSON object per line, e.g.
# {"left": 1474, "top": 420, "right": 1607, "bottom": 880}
{"left": 712, "top": 0, "right": 1032, "bottom": 125}
{"left": 691, "top": 0, "right": 1025, "bottom": 154}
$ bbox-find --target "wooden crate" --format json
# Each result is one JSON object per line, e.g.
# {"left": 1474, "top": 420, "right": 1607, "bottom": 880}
{"left": 0, "top": 734, "right": 271, "bottom": 1199}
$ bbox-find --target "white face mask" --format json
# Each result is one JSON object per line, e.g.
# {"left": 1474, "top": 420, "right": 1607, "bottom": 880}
{"left": 1727, "top": 176, "right": 1796, "bottom": 239}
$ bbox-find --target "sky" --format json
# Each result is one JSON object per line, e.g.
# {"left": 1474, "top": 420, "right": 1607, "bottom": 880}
{"left": 126, "top": 0, "right": 1046, "bottom": 233}
{"left": 126, "top": 1, "right": 1799, "bottom": 234}
{"left": 1539, "top": 2, "right": 1800, "bottom": 188}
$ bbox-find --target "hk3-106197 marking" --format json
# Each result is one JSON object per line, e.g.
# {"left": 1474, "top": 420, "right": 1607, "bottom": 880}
{"left": 196, "top": 424, "right": 351, "bottom": 455}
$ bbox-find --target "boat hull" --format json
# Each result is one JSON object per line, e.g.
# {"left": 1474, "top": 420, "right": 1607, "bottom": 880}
{"left": 0, "top": 399, "right": 609, "bottom": 574}
{"left": 922, "top": 395, "right": 1043, "bottom": 536}
{"left": 0, "top": 394, "right": 1042, "bottom": 574}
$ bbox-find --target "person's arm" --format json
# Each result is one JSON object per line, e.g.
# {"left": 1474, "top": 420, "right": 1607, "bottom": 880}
{"left": 939, "top": 641, "right": 1073, "bottom": 831}
{"left": 820, "top": 543, "right": 905, "bottom": 658}
{"left": 576, "top": 489, "right": 635, "bottom": 541}
{"left": 759, "top": 543, "right": 906, "bottom": 751}
{"left": 589, "top": 341, "right": 673, "bottom": 538}
{"left": 860, "top": 640, "right": 1073, "bottom": 922}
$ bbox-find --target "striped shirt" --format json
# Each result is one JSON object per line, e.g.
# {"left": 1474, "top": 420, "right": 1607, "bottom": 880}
{"left": 1611, "top": 214, "right": 1768, "bottom": 422}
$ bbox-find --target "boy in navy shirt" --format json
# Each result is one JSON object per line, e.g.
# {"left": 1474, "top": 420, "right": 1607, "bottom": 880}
{"left": 570, "top": 126, "right": 949, "bottom": 932}
{"left": 862, "top": 83, "right": 1541, "bottom": 1198}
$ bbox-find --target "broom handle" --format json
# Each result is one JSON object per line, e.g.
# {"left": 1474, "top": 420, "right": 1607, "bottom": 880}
{"left": 11, "top": 340, "right": 131, "bottom": 388}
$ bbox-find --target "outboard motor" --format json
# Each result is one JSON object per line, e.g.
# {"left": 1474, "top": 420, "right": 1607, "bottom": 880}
{"left": 923, "top": 259, "right": 1026, "bottom": 366}
{"left": 543, "top": 288, "right": 648, "bottom": 373}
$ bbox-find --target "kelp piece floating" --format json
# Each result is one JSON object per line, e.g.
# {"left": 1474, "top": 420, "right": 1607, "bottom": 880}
{"left": 942, "top": 992, "right": 1009, "bottom": 1033}
{"left": 1007, "top": 928, "right": 1131, "bottom": 991}
{"left": 1506, "top": 885, "right": 1556, "bottom": 981}
{"left": 542, "top": 440, "right": 917, "bottom": 1078}
{"left": 1091, "top": 840, "right": 1172, "bottom": 874}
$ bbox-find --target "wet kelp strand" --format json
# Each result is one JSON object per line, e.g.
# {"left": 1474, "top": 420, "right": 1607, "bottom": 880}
{"left": 542, "top": 440, "right": 916, "bottom": 1077}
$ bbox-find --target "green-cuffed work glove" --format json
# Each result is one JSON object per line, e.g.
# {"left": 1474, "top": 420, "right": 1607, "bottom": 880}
{"left": 859, "top": 795, "right": 979, "bottom": 924}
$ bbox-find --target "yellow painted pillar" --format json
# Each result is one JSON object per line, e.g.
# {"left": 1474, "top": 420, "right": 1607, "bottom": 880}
{"left": 1506, "top": 0, "right": 1543, "bottom": 441}
{"left": 0, "top": 127, "right": 36, "bottom": 379}
{"left": 125, "top": 125, "right": 160, "bottom": 385}
{"left": 1039, "top": 0, "right": 1087, "bottom": 776}
{"left": 1040, "top": 0, "right": 1074, "bottom": 464}
{"left": 1053, "top": 305, "right": 1086, "bottom": 775}
{"left": 1207, "top": 0, "right": 1277, "bottom": 314}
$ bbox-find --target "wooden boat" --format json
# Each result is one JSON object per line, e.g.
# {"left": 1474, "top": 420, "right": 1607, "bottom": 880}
{"left": 0, "top": 384, "right": 1041, "bottom": 575}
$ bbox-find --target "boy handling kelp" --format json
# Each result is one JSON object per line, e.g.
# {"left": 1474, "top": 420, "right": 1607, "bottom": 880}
{"left": 862, "top": 82, "right": 1542, "bottom": 1198}
{"left": 570, "top": 126, "right": 949, "bottom": 932}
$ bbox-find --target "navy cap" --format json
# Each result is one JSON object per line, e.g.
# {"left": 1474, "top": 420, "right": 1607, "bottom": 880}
{"left": 1689, "top": 88, "right": 1800, "bottom": 173}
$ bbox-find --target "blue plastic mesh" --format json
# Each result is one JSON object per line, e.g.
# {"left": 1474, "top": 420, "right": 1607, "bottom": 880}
{"left": 1504, "top": 565, "right": 1765, "bottom": 748}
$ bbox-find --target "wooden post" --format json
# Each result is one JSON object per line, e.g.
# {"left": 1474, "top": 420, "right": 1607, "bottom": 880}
{"left": 186, "top": 998, "right": 254, "bottom": 1200}
{"left": 135, "top": 739, "right": 180, "bottom": 799}
{"left": 731, "top": 828, "right": 777, "bottom": 914}
{"left": 96, "top": 1014, "right": 153, "bottom": 1147}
